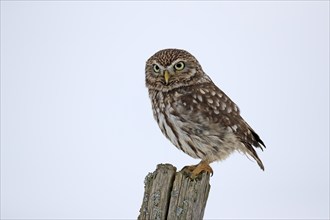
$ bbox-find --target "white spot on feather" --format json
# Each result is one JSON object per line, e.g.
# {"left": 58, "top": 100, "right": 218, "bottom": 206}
{"left": 231, "top": 125, "right": 238, "bottom": 131}
{"left": 197, "top": 94, "right": 203, "bottom": 102}
{"left": 220, "top": 102, "right": 226, "bottom": 110}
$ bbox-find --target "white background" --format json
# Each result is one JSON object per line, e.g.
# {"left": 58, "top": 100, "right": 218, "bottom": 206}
{"left": 1, "top": 1, "right": 329, "bottom": 219}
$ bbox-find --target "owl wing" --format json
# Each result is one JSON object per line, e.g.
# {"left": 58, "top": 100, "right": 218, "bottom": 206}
{"left": 172, "top": 82, "right": 265, "bottom": 169}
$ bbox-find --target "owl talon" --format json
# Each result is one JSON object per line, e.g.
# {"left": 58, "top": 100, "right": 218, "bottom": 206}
{"left": 182, "top": 162, "right": 213, "bottom": 179}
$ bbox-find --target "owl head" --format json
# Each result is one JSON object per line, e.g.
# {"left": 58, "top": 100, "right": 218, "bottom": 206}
{"left": 145, "top": 49, "right": 210, "bottom": 92}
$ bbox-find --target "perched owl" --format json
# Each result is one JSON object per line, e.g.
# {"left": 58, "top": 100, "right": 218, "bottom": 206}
{"left": 145, "top": 49, "right": 265, "bottom": 177}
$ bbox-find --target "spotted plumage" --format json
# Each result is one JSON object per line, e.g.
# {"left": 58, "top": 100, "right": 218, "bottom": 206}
{"left": 145, "top": 48, "right": 265, "bottom": 175}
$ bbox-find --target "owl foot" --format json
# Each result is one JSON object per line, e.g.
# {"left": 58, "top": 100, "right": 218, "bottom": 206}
{"left": 182, "top": 161, "right": 213, "bottom": 179}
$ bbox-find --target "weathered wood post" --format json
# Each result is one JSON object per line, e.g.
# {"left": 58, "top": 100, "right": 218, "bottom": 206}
{"left": 138, "top": 163, "right": 211, "bottom": 220}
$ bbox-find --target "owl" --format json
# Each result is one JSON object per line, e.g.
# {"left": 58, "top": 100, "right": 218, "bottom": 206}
{"left": 145, "top": 49, "right": 265, "bottom": 177}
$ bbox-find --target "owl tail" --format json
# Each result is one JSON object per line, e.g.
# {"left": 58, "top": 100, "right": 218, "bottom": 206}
{"left": 247, "top": 128, "right": 266, "bottom": 170}
{"left": 246, "top": 147, "right": 265, "bottom": 171}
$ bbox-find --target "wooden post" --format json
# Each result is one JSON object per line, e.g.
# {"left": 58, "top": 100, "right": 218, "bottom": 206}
{"left": 138, "top": 163, "right": 211, "bottom": 220}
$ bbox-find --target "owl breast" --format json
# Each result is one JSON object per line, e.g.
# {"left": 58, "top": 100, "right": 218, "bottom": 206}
{"left": 149, "top": 86, "right": 238, "bottom": 163}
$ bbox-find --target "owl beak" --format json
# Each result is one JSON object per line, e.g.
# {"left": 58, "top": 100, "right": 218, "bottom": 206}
{"left": 164, "top": 70, "right": 170, "bottom": 85}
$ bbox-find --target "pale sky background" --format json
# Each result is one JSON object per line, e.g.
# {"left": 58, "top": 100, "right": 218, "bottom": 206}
{"left": 1, "top": 1, "right": 329, "bottom": 219}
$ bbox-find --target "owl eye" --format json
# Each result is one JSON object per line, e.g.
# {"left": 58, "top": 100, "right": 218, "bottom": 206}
{"left": 153, "top": 64, "right": 160, "bottom": 73}
{"left": 174, "top": 61, "right": 185, "bottom": 71}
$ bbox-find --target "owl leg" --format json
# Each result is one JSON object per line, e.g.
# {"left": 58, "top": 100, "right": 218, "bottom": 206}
{"left": 182, "top": 160, "right": 213, "bottom": 179}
